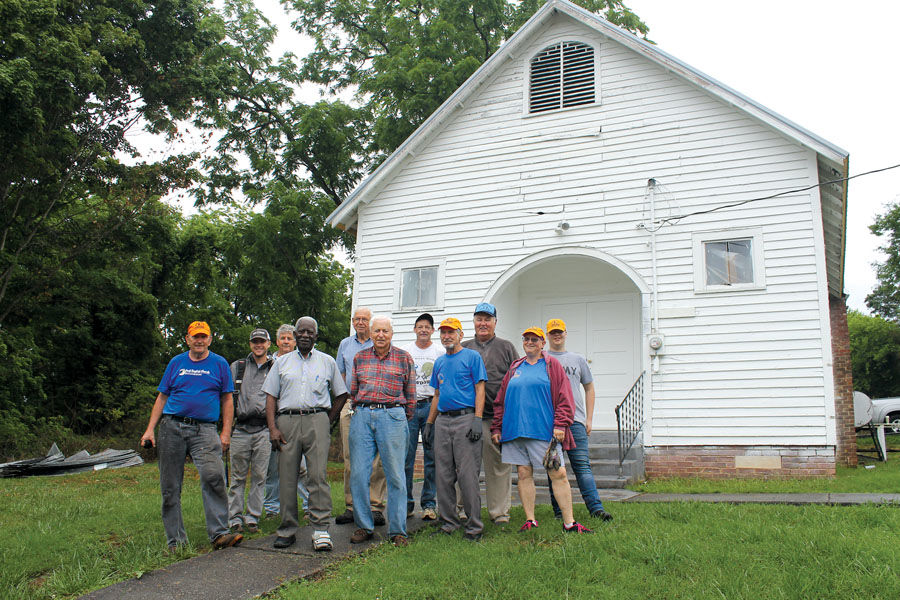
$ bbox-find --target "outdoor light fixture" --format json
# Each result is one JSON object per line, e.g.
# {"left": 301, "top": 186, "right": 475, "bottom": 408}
{"left": 555, "top": 220, "right": 570, "bottom": 234}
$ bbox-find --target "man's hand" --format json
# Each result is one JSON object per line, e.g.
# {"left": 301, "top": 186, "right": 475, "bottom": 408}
{"left": 466, "top": 413, "right": 482, "bottom": 443}
{"left": 552, "top": 428, "right": 565, "bottom": 442}
{"left": 270, "top": 428, "right": 286, "bottom": 451}
{"left": 423, "top": 422, "right": 435, "bottom": 447}
{"left": 140, "top": 431, "right": 155, "bottom": 448}
{"left": 220, "top": 431, "right": 231, "bottom": 454}
{"left": 491, "top": 433, "right": 502, "bottom": 446}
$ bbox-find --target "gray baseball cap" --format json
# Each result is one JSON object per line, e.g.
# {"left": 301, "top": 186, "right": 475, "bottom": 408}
{"left": 249, "top": 328, "right": 270, "bottom": 341}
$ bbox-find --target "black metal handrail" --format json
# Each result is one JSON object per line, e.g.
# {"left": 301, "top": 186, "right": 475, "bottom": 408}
{"left": 615, "top": 371, "right": 645, "bottom": 475}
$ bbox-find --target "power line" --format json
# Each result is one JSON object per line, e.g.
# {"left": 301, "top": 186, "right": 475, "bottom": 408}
{"left": 653, "top": 162, "right": 900, "bottom": 228}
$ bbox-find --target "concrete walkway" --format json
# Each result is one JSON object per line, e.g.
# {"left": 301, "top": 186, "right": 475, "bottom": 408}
{"left": 80, "top": 517, "right": 434, "bottom": 600}
{"left": 78, "top": 489, "right": 900, "bottom": 600}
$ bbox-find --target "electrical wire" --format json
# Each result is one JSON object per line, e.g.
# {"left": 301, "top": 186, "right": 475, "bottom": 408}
{"left": 647, "top": 162, "right": 900, "bottom": 229}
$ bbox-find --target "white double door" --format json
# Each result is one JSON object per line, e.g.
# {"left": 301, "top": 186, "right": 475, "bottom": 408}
{"left": 540, "top": 294, "right": 641, "bottom": 430}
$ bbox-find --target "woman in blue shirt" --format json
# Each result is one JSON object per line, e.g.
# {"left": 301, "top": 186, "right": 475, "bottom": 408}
{"left": 491, "top": 327, "right": 592, "bottom": 534}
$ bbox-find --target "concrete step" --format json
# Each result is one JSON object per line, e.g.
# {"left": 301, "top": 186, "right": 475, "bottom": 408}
{"left": 410, "top": 431, "right": 645, "bottom": 490}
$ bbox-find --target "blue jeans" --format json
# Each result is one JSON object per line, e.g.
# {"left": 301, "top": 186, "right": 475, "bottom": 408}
{"left": 349, "top": 406, "right": 409, "bottom": 537}
{"left": 549, "top": 422, "right": 604, "bottom": 515}
{"left": 405, "top": 401, "right": 436, "bottom": 511}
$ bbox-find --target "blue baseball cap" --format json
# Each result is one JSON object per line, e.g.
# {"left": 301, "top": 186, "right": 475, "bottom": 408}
{"left": 473, "top": 302, "right": 497, "bottom": 317}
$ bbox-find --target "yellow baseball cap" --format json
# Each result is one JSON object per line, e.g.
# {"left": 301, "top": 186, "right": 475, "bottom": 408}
{"left": 188, "top": 321, "right": 212, "bottom": 336}
{"left": 522, "top": 326, "right": 545, "bottom": 339}
{"left": 546, "top": 318, "right": 566, "bottom": 333}
{"left": 438, "top": 317, "right": 463, "bottom": 331}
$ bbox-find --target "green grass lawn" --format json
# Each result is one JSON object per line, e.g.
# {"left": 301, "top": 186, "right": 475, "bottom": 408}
{"left": 0, "top": 463, "right": 347, "bottom": 600}
{"left": 2, "top": 447, "right": 899, "bottom": 600}
{"left": 274, "top": 502, "right": 899, "bottom": 600}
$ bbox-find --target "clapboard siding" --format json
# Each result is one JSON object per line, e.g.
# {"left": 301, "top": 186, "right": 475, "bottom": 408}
{"left": 350, "top": 13, "right": 834, "bottom": 446}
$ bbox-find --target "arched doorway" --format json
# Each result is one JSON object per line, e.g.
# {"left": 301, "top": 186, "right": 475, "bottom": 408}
{"left": 484, "top": 248, "right": 647, "bottom": 430}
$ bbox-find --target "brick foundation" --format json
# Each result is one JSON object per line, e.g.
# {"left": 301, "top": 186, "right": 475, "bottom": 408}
{"left": 830, "top": 295, "right": 858, "bottom": 467}
{"left": 645, "top": 446, "right": 836, "bottom": 478}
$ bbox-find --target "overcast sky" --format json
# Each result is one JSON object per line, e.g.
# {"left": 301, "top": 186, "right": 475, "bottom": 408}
{"left": 255, "top": 0, "right": 900, "bottom": 312}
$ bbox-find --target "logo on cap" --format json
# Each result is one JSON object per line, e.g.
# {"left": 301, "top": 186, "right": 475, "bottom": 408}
{"left": 546, "top": 318, "right": 566, "bottom": 333}
{"left": 249, "top": 328, "right": 270, "bottom": 341}
{"left": 188, "top": 321, "right": 211, "bottom": 337}
{"left": 438, "top": 317, "right": 463, "bottom": 331}
{"left": 473, "top": 302, "right": 497, "bottom": 317}
{"left": 522, "top": 326, "right": 545, "bottom": 339}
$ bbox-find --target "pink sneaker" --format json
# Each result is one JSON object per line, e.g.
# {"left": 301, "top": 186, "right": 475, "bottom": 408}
{"left": 563, "top": 522, "right": 593, "bottom": 534}
{"left": 519, "top": 519, "right": 539, "bottom": 532}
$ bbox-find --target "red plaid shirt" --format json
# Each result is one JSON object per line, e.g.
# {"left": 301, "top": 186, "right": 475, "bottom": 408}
{"left": 351, "top": 345, "right": 416, "bottom": 419}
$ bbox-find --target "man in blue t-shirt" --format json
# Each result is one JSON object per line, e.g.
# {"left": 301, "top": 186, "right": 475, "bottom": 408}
{"left": 424, "top": 317, "right": 488, "bottom": 541}
{"left": 141, "top": 321, "right": 242, "bottom": 551}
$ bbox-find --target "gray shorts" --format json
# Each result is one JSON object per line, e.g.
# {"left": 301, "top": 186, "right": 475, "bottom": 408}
{"left": 501, "top": 438, "right": 565, "bottom": 469}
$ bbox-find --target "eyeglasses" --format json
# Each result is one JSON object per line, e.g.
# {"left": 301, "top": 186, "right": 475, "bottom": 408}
{"left": 522, "top": 336, "right": 543, "bottom": 344}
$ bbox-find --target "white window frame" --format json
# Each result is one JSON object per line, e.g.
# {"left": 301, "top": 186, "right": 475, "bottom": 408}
{"left": 522, "top": 37, "right": 601, "bottom": 117}
{"left": 394, "top": 259, "right": 446, "bottom": 312}
{"left": 692, "top": 228, "right": 766, "bottom": 293}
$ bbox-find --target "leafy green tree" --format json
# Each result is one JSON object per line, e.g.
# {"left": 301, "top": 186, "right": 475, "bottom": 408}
{"left": 224, "top": 183, "right": 352, "bottom": 356}
{"left": 0, "top": 0, "right": 224, "bottom": 325}
{"left": 290, "top": 0, "right": 649, "bottom": 158}
{"left": 847, "top": 310, "right": 900, "bottom": 398}
{"left": 867, "top": 202, "right": 900, "bottom": 320}
{"left": 152, "top": 193, "right": 351, "bottom": 364}
{"left": 193, "top": 0, "right": 368, "bottom": 211}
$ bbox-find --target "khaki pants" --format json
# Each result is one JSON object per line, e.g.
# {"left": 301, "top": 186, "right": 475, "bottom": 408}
{"left": 275, "top": 412, "right": 332, "bottom": 536}
{"left": 341, "top": 403, "right": 386, "bottom": 511}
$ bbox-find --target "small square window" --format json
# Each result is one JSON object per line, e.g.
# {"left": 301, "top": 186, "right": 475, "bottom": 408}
{"left": 401, "top": 267, "right": 437, "bottom": 309}
{"left": 704, "top": 239, "right": 753, "bottom": 285}
{"left": 395, "top": 259, "right": 445, "bottom": 311}
{"left": 692, "top": 229, "right": 765, "bottom": 293}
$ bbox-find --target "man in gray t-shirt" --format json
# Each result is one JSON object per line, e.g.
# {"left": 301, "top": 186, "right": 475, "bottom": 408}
{"left": 545, "top": 318, "right": 612, "bottom": 522}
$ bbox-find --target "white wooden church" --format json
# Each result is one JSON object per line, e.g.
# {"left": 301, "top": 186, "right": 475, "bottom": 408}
{"left": 327, "top": 0, "right": 855, "bottom": 479}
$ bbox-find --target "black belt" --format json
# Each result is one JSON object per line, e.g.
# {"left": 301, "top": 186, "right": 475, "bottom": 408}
{"left": 278, "top": 407, "right": 327, "bottom": 415}
{"left": 355, "top": 402, "right": 402, "bottom": 409}
{"left": 236, "top": 416, "right": 267, "bottom": 426}
{"left": 439, "top": 407, "right": 475, "bottom": 417}
{"left": 165, "top": 414, "right": 215, "bottom": 425}
{"left": 417, "top": 397, "right": 433, "bottom": 405}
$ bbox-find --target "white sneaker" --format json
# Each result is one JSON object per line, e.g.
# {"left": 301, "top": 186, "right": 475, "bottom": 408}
{"left": 422, "top": 507, "right": 437, "bottom": 521}
{"left": 312, "top": 530, "right": 332, "bottom": 551}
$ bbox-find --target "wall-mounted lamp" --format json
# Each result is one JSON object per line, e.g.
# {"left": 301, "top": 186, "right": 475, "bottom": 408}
{"left": 555, "top": 220, "right": 570, "bottom": 234}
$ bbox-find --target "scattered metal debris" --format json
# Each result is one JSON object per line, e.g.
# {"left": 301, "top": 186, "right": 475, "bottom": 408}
{"left": 0, "top": 443, "right": 144, "bottom": 477}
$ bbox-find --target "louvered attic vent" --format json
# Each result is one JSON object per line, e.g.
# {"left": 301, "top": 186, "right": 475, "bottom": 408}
{"left": 529, "top": 41, "right": 595, "bottom": 113}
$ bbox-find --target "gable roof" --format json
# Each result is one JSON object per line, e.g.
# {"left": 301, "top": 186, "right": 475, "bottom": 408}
{"left": 327, "top": 0, "right": 849, "bottom": 294}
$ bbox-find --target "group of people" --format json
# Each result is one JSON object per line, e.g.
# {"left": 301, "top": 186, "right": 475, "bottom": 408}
{"left": 140, "top": 302, "right": 612, "bottom": 552}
